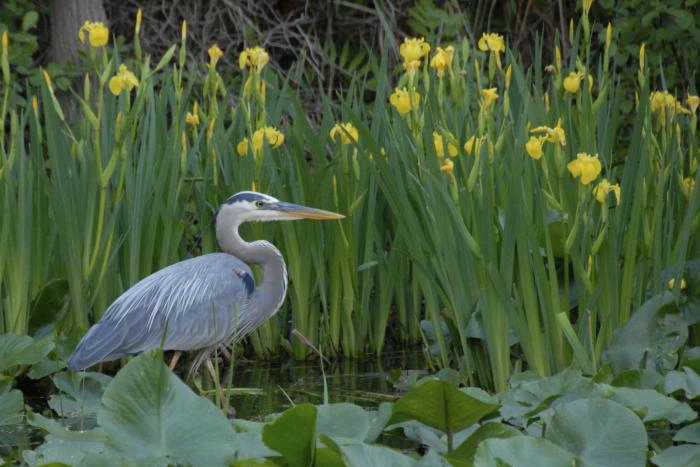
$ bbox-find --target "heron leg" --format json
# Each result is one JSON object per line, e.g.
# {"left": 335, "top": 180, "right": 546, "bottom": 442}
{"left": 205, "top": 358, "right": 236, "bottom": 418}
{"left": 168, "top": 351, "right": 182, "bottom": 370}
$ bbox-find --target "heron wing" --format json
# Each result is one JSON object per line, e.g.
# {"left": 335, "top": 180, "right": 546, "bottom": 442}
{"left": 67, "top": 253, "right": 255, "bottom": 369}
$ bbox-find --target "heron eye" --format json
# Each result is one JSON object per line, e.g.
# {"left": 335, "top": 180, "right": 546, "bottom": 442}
{"left": 255, "top": 200, "right": 264, "bottom": 208}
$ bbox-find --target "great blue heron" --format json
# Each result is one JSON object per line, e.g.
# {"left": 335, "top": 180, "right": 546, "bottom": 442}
{"left": 67, "top": 191, "right": 343, "bottom": 372}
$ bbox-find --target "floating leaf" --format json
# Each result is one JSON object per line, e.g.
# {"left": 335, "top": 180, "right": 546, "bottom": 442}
{"left": 545, "top": 398, "right": 647, "bottom": 467}
{"left": 339, "top": 443, "right": 415, "bottom": 466}
{"left": 0, "top": 333, "right": 54, "bottom": 373}
{"left": 23, "top": 412, "right": 109, "bottom": 466}
{"left": 606, "top": 292, "right": 686, "bottom": 373}
{"left": 607, "top": 386, "right": 697, "bottom": 424}
{"left": 664, "top": 367, "right": 700, "bottom": 400}
{"left": 262, "top": 404, "right": 317, "bottom": 467}
{"left": 447, "top": 423, "right": 521, "bottom": 465}
{"left": 317, "top": 403, "right": 369, "bottom": 442}
{"left": 674, "top": 421, "right": 700, "bottom": 444}
{"left": 474, "top": 436, "right": 578, "bottom": 467}
{"left": 651, "top": 445, "right": 700, "bottom": 467}
{"left": 365, "top": 402, "right": 393, "bottom": 443}
{"left": 388, "top": 380, "right": 498, "bottom": 437}
{"left": 97, "top": 349, "right": 237, "bottom": 465}
{"left": 48, "top": 371, "right": 112, "bottom": 417}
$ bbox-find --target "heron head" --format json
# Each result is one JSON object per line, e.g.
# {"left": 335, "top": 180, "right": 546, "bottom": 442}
{"left": 217, "top": 191, "right": 344, "bottom": 223}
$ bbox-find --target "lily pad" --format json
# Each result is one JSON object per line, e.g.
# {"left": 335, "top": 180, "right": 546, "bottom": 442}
{"left": 262, "top": 404, "right": 317, "bottom": 467}
{"left": 651, "top": 444, "right": 700, "bottom": 467}
{"left": 339, "top": 443, "right": 416, "bottom": 466}
{"left": 48, "top": 371, "right": 112, "bottom": 417}
{"left": 606, "top": 292, "right": 687, "bottom": 373}
{"left": 388, "top": 380, "right": 499, "bottom": 436}
{"left": 317, "top": 403, "right": 369, "bottom": 442}
{"left": 447, "top": 422, "right": 520, "bottom": 465}
{"left": 544, "top": 398, "right": 647, "bottom": 467}
{"left": 664, "top": 367, "right": 700, "bottom": 400}
{"left": 97, "top": 349, "right": 237, "bottom": 466}
{"left": 474, "top": 435, "right": 578, "bottom": 467}
{"left": 607, "top": 385, "right": 697, "bottom": 424}
{"left": 0, "top": 333, "right": 54, "bottom": 373}
{"left": 23, "top": 412, "right": 109, "bottom": 466}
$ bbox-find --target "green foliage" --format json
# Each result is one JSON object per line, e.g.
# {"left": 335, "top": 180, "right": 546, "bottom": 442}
{"left": 3, "top": 349, "right": 699, "bottom": 466}
{"left": 596, "top": 0, "right": 700, "bottom": 92}
{"left": 97, "top": 349, "right": 238, "bottom": 465}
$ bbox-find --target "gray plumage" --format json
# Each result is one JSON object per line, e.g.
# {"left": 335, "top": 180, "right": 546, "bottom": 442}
{"left": 67, "top": 191, "right": 343, "bottom": 370}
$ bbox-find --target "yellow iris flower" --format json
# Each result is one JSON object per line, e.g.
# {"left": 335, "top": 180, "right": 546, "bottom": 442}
{"left": 78, "top": 21, "right": 109, "bottom": 48}
{"left": 668, "top": 278, "right": 687, "bottom": 290}
{"left": 185, "top": 102, "right": 200, "bottom": 126}
{"left": 400, "top": 37, "right": 431, "bottom": 64}
{"left": 682, "top": 177, "right": 695, "bottom": 199}
{"left": 592, "top": 178, "right": 621, "bottom": 204}
{"left": 108, "top": 64, "right": 139, "bottom": 95}
{"left": 433, "top": 132, "right": 458, "bottom": 158}
{"left": 477, "top": 33, "right": 505, "bottom": 55}
{"left": 237, "top": 127, "right": 285, "bottom": 156}
{"left": 650, "top": 91, "right": 690, "bottom": 121}
{"left": 567, "top": 153, "right": 602, "bottom": 185}
{"left": 464, "top": 136, "right": 481, "bottom": 156}
{"left": 525, "top": 136, "right": 544, "bottom": 160}
{"left": 208, "top": 43, "right": 224, "bottom": 68}
{"left": 330, "top": 123, "right": 359, "bottom": 145}
{"left": 687, "top": 94, "right": 699, "bottom": 114}
{"left": 563, "top": 71, "right": 583, "bottom": 94}
{"left": 530, "top": 120, "right": 566, "bottom": 146}
{"left": 430, "top": 46, "right": 454, "bottom": 78}
{"left": 481, "top": 87, "right": 498, "bottom": 110}
{"left": 390, "top": 87, "right": 420, "bottom": 115}
{"left": 239, "top": 46, "right": 269, "bottom": 72}
{"left": 440, "top": 158, "right": 454, "bottom": 176}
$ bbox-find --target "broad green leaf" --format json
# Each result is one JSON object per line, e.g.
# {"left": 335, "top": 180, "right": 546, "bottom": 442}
{"left": 315, "top": 446, "right": 346, "bottom": 467}
{"left": 388, "top": 380, "right": 498, "bottom": 435}
{"left": 651, "top": 445, "right": 700, "bottom": 467}
{"left": 23, "top": 412, "right": 109, "bottom": 466}
{"left": 317, "top": 403, "right": 369, "bottom": 442}
{"left": 674, "top": 421, "right": 700, "bottom": 444}
{"left": 28, "top": 279, "right": 69, "bottom": 337}
{"left": 608, "top": 386, "right": 697, "bottom": 424}
{"left": 365, "top": 402, "right": 393, "bottom": 442}
{"left": 48, "top": 371, "right": 112, "bottom": 417}
{"left": 681, "top": 347, "right": 700, "bottom": 373}
{"left": 262, "top": 404, "right": 317, "bottom": 467}
{"left": 611, "top": 369, "right": 664, "bottom": 390}
{"left": 447, "top": 423, "right": 521, "bottom": 465}
{"left": 545, "top": 399, "right": 647, "bottom": 467}
{"left": 339, "top": 443, "right": 415, "bottom": 466}
{"left": 665, "top": 367, "right": 700, "bottom": 400}
{"left": 606, "top": 292, "right": 686, "bottom": 373}
{"left": 97, "top": 349, "right": 237, "bottom": 465}
{"left": 473, "top": 436, "right": 577, "bottom": 467}
{"left": 0, "top": 381, "right": 23, "bottom": 426}
{"left": 0, "top": 333, "right": 54, "bottom": 373}
{"left": 0, "top": 381, "right": 25, "bottom": 450}
{"left": 499, "top": 368, "right": 603, "bottom": 425}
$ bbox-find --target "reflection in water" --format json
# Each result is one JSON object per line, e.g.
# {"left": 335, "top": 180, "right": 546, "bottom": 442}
{"left": 0, "top": 349, "right": 427, "bottom": 458}
{"left": 226, "top": 350, "right": 427, "bottom": 420}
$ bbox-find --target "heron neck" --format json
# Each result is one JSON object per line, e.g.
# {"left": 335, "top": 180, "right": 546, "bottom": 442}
{"left": 216, "top": 216, "right": 288, "bottom": 318}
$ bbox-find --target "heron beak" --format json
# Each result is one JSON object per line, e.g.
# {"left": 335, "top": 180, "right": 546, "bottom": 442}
{"left": 274, "top": 202, "right": 345, "bottom": 220}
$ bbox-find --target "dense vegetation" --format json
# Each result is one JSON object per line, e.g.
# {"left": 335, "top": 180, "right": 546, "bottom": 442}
{"left": 1, "top": 1, "right": 700, "bottom": 465}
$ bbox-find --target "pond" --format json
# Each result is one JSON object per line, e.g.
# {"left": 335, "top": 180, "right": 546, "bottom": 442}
{"left": 2, "top": 349, "right": 428, "bottom": 457}
{"left": 228, "top": 349, "right": 427, "bottom": 420}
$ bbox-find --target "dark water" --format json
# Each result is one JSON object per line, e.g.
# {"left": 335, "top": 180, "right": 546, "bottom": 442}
{"left": 225, "top": 349, "right": 427, "bottom": 420}
{"left": 1, "top": 350, "right": 427, "bottom": 458}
